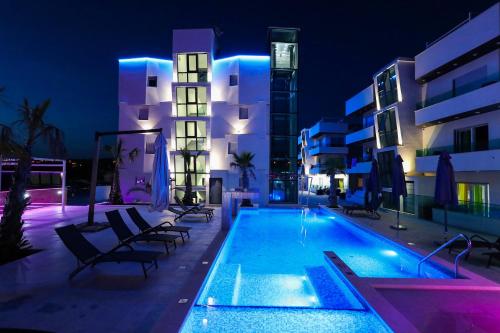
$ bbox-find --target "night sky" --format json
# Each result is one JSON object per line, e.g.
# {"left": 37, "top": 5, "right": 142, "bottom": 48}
{"left": 0, "top": 0, "right": 497, "bottom": 158}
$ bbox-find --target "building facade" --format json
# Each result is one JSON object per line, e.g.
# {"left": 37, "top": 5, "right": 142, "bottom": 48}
{"left": 299, "top": 119, "right": 348, "bottom": 192}
{"left": 413, "top": 3, "right": 500, "bottom": 222}
{"left": 118, "top": 29, "right": 273, "bottom": 206}
{"left": 343, "top": 3, "right": 500, "bottom": 233}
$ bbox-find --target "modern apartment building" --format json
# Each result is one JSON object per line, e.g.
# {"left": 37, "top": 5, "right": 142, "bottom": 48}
{"left": 344, "top": 84, "right": 377, "bottom": 203}
{"left": 343, "top": 3, "right": 500, "bottom": 233}
{"left": 299, "top": 119, "right": 348, "bottom": 191}
{"left": 118, "top": 29, "right": 274, "bottom": 206}
{"left": 414, "top": 3, "right": 500, "bottom": 216}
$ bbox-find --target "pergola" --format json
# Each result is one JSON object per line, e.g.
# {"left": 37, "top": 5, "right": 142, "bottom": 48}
{"left": 79, "top": 128, "right": 162, "bottom": 232}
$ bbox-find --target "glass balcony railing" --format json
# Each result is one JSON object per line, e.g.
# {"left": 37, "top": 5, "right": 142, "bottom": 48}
{"left": 382, "top": 194, "right": 500, "bottom": 221}
{"left": 416, "top": 139, "right": 500, "bottom": 157}
{"left": 416, "top": 72, "right": 500, "bottom": 110}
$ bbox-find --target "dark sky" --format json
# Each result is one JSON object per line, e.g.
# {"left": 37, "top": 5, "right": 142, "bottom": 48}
{"left": 0, "top": 0, "right": 497, "bottom": 158}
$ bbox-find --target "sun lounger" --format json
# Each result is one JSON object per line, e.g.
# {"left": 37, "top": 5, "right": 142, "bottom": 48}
{"left": 55, "top": 224, "right": 161, "bottom": 279}
{"left": 483, "top": 250, "right": 500, "bottom": 268}
{"left": 342, "top": 204, "right": 381, "bottom": 219}
{"left": 174, "top": 196, "right": 214, "bottom": 218}
{"left": 126, "top": 207, "right": 191, "bottom": 243}
{"left": 106, "top": 210, "right": 179, "bottom": 253}
{"left": 168, "top": 205, "right": 211, "bottom": 223}
{"left": 448, "top": 235, "right": 498, "bottom": 255}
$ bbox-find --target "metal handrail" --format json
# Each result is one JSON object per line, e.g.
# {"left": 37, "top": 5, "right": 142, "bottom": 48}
{"left": 417, "top": 233, "right": 471, "bottom": 278}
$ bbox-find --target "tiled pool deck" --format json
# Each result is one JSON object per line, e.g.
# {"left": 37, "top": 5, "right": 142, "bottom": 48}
{"left": 1, "top": 204, "right": 500, "bottom": 332}
{"left": 0, "top": 205, "right": 225, "bottom": 332}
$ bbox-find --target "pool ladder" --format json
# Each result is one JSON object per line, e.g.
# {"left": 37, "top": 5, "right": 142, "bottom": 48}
{"left": 417, "top": 233, "right": 472, "bottom": 278}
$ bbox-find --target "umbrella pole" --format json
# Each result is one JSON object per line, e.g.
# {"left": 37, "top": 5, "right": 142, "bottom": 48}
{"left": 390, "top": 199, "right": 407, "bottom": 231}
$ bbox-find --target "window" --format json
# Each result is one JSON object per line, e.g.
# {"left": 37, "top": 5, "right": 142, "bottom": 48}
{"left": 376, "top": 65, "right": 399, "bottom": 108}
{"left": 138, "top": 108, "right": 149, "bottom": 120}
{"left": 454, "top": 128, "right": 472, "bottom": 153}
{"left": 271, "top": 42, "right": 298, "bottom": 69}
{"left": 175, "top": 120, "right": 207, "bottom": 150}
{"left": 454, "top": 125, "right": 489, "bottom": 153}
{"left": 457, "top": 183, "right": 489, "bottom": 205}
{"left": 177, "top": 53, "right": 208, "bottom": 83}
{"left": 377, "top": 150, "right": 395, "bottom": 187}
{"left": 228, "top": 142, "right": 237, "bottom": 154}
{"left": 376, "top": 108, "right": 399, "bottom": 148}
{"left": 239, "top": 107, "right": 249, "bottom": 119}
{"left": 173, "top": 154, "right": 208, "bottom": 187}
{"left": 147, "top": 76, "right": 158, "bottom": 87}
{"left": 229, "top": 74, "right": 238, "bottom": 86}
{"left": 453, "top": 66, "right": 487, "bottom": 96}
{"left": 176, "top": 87, "right": 207, "bottom": 117}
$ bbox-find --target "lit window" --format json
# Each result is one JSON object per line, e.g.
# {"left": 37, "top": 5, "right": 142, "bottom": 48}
{"left": 177, "top": 53, "right": 208, "bottom": 83}
{"left": 176, "top": 87, "right": 207, "bottom": 117}
{"left": 376, "top": 65, "right": 399, "bottom": 108}
{"left": 239, "top": 107, "right": 249, "bottom": 120}
{"left": 147, "top": 76, "right": 158, "bottom": 87}
{"left": 175, "top": 120, "right": 207, "bottom": 151}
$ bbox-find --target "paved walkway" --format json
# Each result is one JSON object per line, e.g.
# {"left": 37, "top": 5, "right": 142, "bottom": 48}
{"left": 0, "top": 205, "right": 222, "bottom": 333}
{"left": 333, "top": 207, "right": 500, "bottom": 283}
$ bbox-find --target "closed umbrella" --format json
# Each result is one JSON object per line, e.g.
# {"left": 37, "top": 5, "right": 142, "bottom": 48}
{"left": 365, "top": 159, "right": 382, "bottom": 216}
{"left": 390, "top": 154, "right": 407, "bottom": 231}
{"left": 434, "top": 151, "right": 458, "bottom": 240}
{"left": 150, "top": 133, "right": 169, "bottom": 212}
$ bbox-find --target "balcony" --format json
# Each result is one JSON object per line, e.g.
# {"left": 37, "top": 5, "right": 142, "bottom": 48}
{"left": 415, "top": 80, "right": 500, "bottom": 126}
{"left": 415, "top": 3, "right": 500, "bottom": 80}
{"left": 309, "top": 145, "right": 348, "bottom": 156}
{"left": 345, "top": 85, "right": 375, "bottom": 116}
{"left": 308, "top": 121, "right": 348, "bottom": 138}
{"left": 416, "top": 139, "right": 500, "bottom": 172}
{"left": 345, "top": 126, "right": 375, "bottom": 145}
{"left": 346, "top": 161, "right": 372, "bottom": 174}
{"left": 417, "top": 72, "right": 500, "bottom": 110}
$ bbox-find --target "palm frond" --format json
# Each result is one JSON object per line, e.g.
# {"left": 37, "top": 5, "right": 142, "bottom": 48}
{"left": 39, "top": 124, "right": 66, "bottom": 158}
{"left": 128, "top": 148, "right": 139, "bottom": 161}
{"left": 0, "top": 124, "right": 24, "bottom": 158}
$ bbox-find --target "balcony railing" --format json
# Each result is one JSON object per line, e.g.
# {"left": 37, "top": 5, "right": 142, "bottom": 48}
{"left": 416, "top": 139, "right": 500, "bottom": 157}
{"left": 416, "top": 72, "right": 500, "bottom": 110}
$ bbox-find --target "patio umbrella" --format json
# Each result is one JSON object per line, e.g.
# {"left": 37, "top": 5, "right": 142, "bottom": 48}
{"left": 365, "top": 159, "right": 382, "bottom": 215}
{"left": 434, "top": 151, "right": 458, "bottom": 240}
{"left": 390, "top": 154, "right": 407, "bottom": 231}
{"left": 150, "top": 133, "right": 169, "bottom": 212}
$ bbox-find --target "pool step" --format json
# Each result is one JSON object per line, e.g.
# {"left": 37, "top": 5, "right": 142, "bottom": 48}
{"left": 198, "top": 263, "right": 242, "bottom": 306}
{"left": 304, "top": 266, "right": 364, "bottom": 310}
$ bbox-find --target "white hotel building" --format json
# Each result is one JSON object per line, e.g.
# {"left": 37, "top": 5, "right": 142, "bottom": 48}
{"left": 298, "top": 119, "right": 348, "bottom": 191}
{"left": 344, "top": 3, "right": 500, "bottom": 233}
{"left": 118, "top": 29, "right": 271, "bottom": 206}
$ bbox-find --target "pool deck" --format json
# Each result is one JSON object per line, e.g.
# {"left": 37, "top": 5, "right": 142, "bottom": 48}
{"left": 325, "top": 206, "right": 500, "bottom": 333}
{"left": 2, "top": 204, "right": 500, "bottom": 332}
{"left": 0, "top": 205, "right": 224, "bottom": 333}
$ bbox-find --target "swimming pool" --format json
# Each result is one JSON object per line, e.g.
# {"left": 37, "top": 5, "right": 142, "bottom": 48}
{"left": 181, "top": 208, "right": 455, "bottom": 332}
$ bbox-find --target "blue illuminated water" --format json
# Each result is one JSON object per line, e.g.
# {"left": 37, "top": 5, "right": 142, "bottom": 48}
{"left": 181, "top": 208, "right": 454, "bottom": 332}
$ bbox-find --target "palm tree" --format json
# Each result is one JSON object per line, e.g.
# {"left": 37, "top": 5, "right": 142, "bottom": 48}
{"left": 0, "top": 98, "right": 66, "bottom": 259}
{"left": 322, "top": 157, "right": 346, "bottom": 208}
{"left": 179, "top": 148, "right": 201, "bottom": 205}
{"left": 231, "top": 152, "right": 256, "bottom": 207}
{"left": 104, "top": 139, "right": 139, "bottom": 204}
{"left": 230, "top": 152, "right": 256, "bottom": 191}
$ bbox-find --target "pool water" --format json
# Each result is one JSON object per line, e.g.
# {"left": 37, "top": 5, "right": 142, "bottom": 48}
{"left": 181, "top": 208, "right": 453, "bottom": 332}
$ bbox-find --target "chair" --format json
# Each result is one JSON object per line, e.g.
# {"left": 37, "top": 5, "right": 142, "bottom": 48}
{"left": 168, "top": 205, "right": 211, "bottom": 223}
{"left": 106, "top": 210, "right": 179, "bottom": 254}
{"left": 126, "top": 207, "right": 191, "bottom": 243}
{"left": 174, "top": 196, "right": 214, "bottom": 219}
{"left": 55, "top": 224, "right": 161, "bottom": 279}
